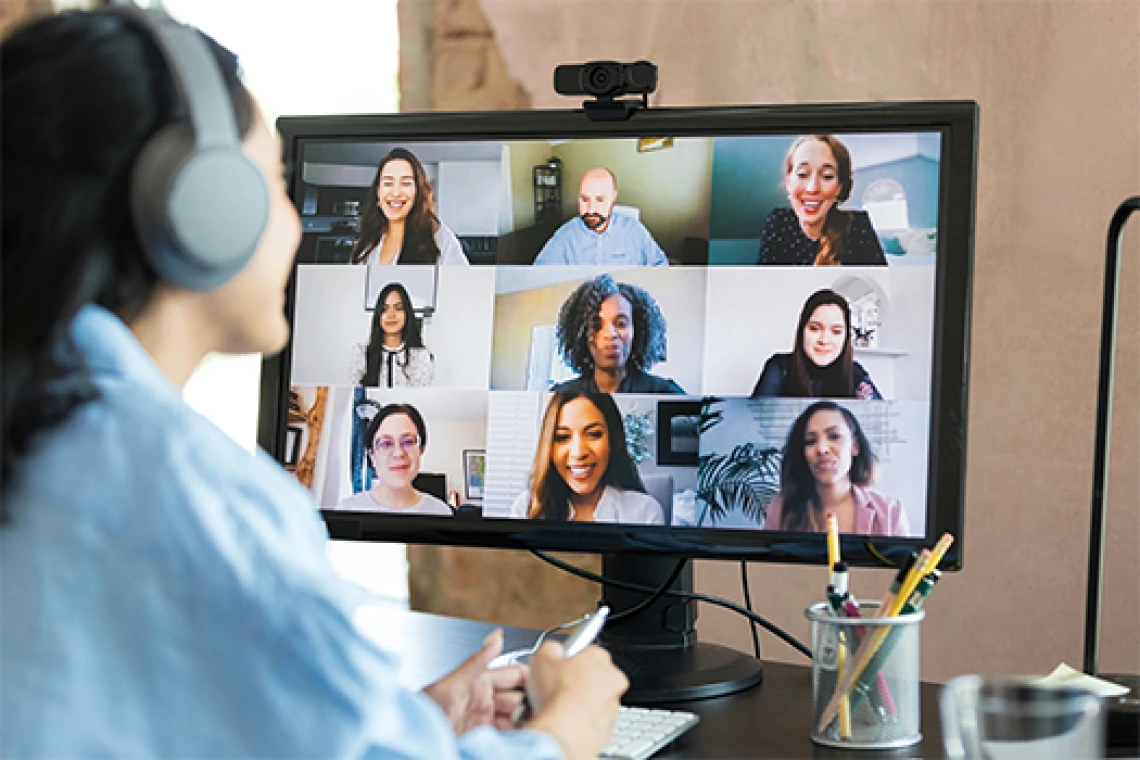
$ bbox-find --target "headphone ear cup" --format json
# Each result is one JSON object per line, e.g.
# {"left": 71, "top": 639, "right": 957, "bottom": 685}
{"left": 131, "top": 125, "right": 269, "bottom": 290}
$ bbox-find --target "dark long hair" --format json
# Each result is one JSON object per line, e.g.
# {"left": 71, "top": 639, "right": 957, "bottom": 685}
{"left": 350, "top": 147, "right": 441, "bottom": 264}
{"left": 777, "top": 401, "right": 876, "bottom": 532}
{"left": 1, "top": 11, "right": 254, "bottom": 516}
{"left": 360, "top": 282, "right": 427, "bottom": 387}
{"left": 555, "top": 274, "right": 668, "bottom": 375}
{"left": 526, "top": 392, "right": 645, "bottom": 521}
{"left": 785, "top": 289, "right": 855, "bottom": 397}
{"left": 784, "top": 135, "right": 855, "bottom": 266}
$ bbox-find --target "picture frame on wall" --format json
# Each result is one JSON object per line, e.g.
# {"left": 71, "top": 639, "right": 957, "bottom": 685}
{"left": 657, "top": 400, "right": 701, "bottom": 466}
{"left": 284, "top": 425, "right": 303, "bottom": 468}
{"left": 463, "top": 449, "right": 486, "bottom": 503}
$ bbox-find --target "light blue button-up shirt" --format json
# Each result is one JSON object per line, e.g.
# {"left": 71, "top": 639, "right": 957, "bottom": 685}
{"left": 533, "top": 213, "right": 668, "bottom": 265}
{"left": 0, "top": 306, "right": 562, "bottom": 760}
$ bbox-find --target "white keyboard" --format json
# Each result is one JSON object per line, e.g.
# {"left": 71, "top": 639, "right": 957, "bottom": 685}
{"left": 598, "top": 705, "right": 699, "bottom": 760}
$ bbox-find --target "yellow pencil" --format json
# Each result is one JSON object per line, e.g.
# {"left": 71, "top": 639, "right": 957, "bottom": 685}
{"left": 826, "top": 513, "right": 840, "bottom": 571}
{"left": 816, "top": 534, "right": 955, "bottom": 732}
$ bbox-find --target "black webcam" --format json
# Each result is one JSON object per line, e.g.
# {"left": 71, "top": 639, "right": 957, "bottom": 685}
{"left": 553, "top": 60, "right": 658, "bottom": 121}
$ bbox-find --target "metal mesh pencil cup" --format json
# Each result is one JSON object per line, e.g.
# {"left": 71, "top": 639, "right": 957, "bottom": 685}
{"left": 806, "top": 601, "right": 925, "bottom": 749}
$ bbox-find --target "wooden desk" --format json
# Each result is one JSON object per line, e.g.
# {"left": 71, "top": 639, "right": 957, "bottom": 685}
{"left": 362, "top": 606, "right": 947, "bottom": 759}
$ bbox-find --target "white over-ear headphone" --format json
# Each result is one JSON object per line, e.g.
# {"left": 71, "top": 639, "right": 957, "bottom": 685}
{"left": 115, "top": 7, "right": 268, "bottom": 290}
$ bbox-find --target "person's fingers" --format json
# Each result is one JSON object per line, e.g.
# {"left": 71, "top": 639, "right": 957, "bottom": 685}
{"left": 494, "top": 690, "right": 525, "bottom": 718}
{"left": 493, "top": 715, "right": 519, "bottom": 732}
{"left": 532, "top": 640, "right": 565, "bottom": 663}
{"left": 453, "top": 629, "right": 505, "bottom": 679}
{"left": 485, "top": 663, "right": 526, "bottom": 692}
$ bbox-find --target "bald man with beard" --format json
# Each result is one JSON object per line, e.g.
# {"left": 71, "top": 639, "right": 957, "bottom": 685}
{"left": 534, "top": 167, "right": 668, "bottom": 265}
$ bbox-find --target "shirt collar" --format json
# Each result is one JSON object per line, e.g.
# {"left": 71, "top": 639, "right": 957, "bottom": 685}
{"left": 69, "top": 304, "right": 180, "bottom": 399}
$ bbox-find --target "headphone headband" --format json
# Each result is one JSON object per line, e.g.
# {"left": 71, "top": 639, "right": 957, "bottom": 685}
{"left": 111, "top": 5, "right": 269, "bottom": 291}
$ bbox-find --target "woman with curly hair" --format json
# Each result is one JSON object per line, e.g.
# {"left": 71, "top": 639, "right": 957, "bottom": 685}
{"left": 508, "top": 393, "right": 664, "bottom": 524}
{"left": 551, "top": 274, "right": 685, "bottom": 394}
{"left": 351, "top": 282, "right": 434, "bottom": 387}
{"left": 761, "top": 401, "right": 909, "bottom": 536}
{"left": 349, "top": 147, "right": 468, "bottom": 265}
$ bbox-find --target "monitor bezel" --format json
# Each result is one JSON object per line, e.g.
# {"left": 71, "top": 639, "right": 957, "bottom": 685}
{"left": 262, "top": 101, "right": 977, "bottom": 570}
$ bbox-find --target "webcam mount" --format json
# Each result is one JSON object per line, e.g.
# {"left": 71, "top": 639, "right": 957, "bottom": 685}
{"left": 553, "top": 60, "right": 658, "bottom": 121}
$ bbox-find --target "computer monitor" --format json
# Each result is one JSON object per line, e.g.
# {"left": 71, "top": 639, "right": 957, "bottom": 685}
{"left": 262, "top": 101, "right": 977, "bottom": 700}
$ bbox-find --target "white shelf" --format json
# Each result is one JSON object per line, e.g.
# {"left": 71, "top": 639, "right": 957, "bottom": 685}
{"left": 855, "top": 347, "right": 909, "bottom": 358}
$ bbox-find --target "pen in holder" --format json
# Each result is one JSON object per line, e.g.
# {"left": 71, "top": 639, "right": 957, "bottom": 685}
{"left": 806, "top": 601, "right": 924, "bottom": 750}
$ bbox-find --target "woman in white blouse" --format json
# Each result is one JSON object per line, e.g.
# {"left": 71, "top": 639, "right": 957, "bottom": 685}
{"left": 352, "top": 282, "right": 434, "bottom": 387}
{"left": 337, "top": 403, "right": 452, "bottom": 515}
{"left": 508, "top": 392, "right": 664, "bottom": 525}
{"left": 349, "top": 147, "right": 468, "bottom": 266}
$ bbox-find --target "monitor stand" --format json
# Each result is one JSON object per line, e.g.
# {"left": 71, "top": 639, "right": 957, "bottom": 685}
{"left": 599, "top": 554, "right": 765, "bottom": 703}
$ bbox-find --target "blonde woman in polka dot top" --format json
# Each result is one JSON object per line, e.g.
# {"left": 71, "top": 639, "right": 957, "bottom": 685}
{"left": 756, "top": 135, "right": 887, "bottom": 266}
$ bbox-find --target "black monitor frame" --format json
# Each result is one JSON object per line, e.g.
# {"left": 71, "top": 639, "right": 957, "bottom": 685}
{"left": 263, "top": 101, "right": 977, "bottom": 572}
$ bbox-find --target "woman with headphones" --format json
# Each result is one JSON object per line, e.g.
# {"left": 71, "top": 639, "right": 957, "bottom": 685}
{"left": 0, "top": 10, "right": 624, "bottom": 760}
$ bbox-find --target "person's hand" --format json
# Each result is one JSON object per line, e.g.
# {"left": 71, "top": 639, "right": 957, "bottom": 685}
{"left": 422, "top": 629, "right": 528, "bottom": 735}
{"left": 524, "top": 641, "right": 629, "bottom": 760}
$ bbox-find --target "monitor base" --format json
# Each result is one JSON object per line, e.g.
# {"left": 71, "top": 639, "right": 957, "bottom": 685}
{"left": 600, "top": 554, "right": 765, "bottom": 704}
{"left": 607, "top": 640, "right": 765, "bottom": 704}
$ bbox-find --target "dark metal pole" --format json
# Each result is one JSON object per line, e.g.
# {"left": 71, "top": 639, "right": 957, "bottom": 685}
{"left": 1083, "top": 196, "right": 1140, "bottom": 676}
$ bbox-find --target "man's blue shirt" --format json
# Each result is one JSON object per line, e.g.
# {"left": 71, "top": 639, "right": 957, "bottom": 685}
{"left": 0, "top": 306, "right": 561, "bottom": 760}
{"left": 534, "top": 213, "right": 668, "bottom": 265}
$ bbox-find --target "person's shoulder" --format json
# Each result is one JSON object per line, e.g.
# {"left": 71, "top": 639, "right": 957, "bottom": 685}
{"left": 766, "top": 353, "right": 792, "bottom": 370}
{"left": 854, "top": 485, "right": 898, "bottom": 510}
{"left": 336, "top": 491, "right": 376, "bottom": 512}
{"left": 416, "top": 493, "right": 454, "bottom": 516}
{"left": 507, "top": 490, "right": 530, "bottom": 518}
{"left": 761, "top": 493, "right": 784, "bottom": 530}
{"left": 608, "top": 486, "right": 664, "bottom": 523}
{"left": 550, "top": 375, "right": 588, "bottom": 393}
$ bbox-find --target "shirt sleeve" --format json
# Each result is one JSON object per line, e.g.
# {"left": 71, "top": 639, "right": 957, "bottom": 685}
{"left": 507, "top": 491, "right": 531, "bottom": 519}
{"left": 533, "top": 224, "right": 570, "bottom": 265}
{"left": 436, "top": 225, "right": 471, "bottom": 265}
{"left": 212, "top": 492, "right": 561, "bottom": 760}
{"left": 854, "top": 363, "right": 883, "bottom": 400}
{"left": 639, "top": 222, "right": 668, "bottom": 266}
{"left": 845, "top": 212, "right": 887, "bottom": 265}
{"left": 409, "top": 348, "right": 435, "bottom": 387}
{"left": 760, "top": 493, "right": 784, "bottom": 531}
{"left": 889, "top": 497, "right": 911, "bottom": 538}
{"left": 751, "top": 356, "right": 785, "bottom": 398}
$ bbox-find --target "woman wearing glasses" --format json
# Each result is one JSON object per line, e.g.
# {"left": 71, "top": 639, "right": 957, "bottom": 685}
{"left": 337, "top": 403, "right": 452, "bottom": 515}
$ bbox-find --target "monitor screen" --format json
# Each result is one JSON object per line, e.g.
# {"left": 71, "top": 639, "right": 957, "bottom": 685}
{"left": 263, "top": 102, "right": 977, "bottom": 570}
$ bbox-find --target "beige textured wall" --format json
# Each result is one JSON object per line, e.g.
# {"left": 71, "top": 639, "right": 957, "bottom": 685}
{"left": 472, "top": 0, "right": 1139, "bottom": 682}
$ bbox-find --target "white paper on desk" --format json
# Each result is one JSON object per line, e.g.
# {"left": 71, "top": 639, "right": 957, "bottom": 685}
{"left": 1037, "top": 663, "right": 1130, "bottom": 697}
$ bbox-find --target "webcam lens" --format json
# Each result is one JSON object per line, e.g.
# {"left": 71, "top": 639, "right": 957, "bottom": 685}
{"left": 585, "top": 65, "right": 614, "bottom": 94}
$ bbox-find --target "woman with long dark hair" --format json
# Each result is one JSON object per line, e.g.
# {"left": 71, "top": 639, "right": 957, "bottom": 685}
{"left": 352, "top": 282, "right": 434, "bottom": 387}
{"left": 508, "top": 392, "right": 664, "bottom": 524}
{"left": 762, "top": 401, "right": 909, "bottom": 536}
{"left": 751, "top": 289, "right": 882, "bottom": 399}
{"left": 349, "top": 147, "right": 468, "bottom": 265}
{"left": 0, "top": 11, "right": 625, "bottom": 759}
{"left": 756, "top": 135, "right": 887, "bottom": 266}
